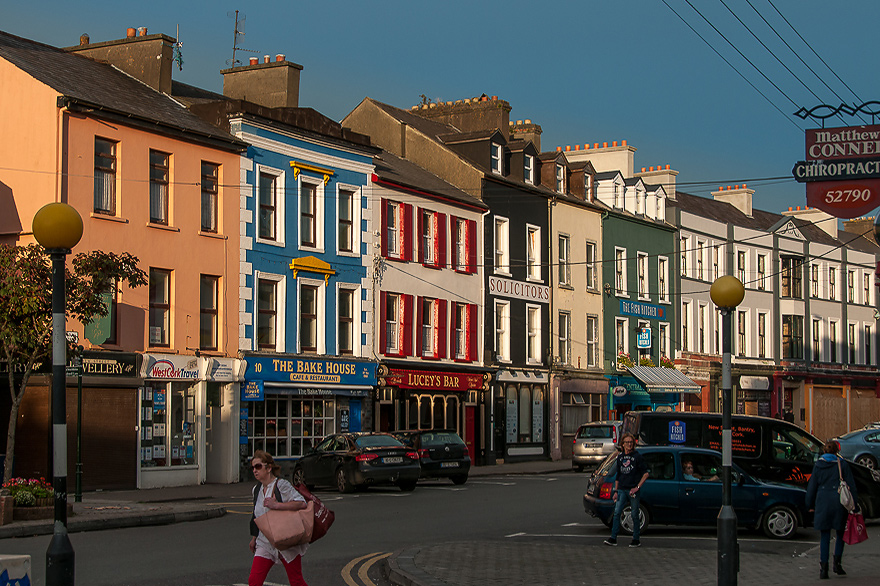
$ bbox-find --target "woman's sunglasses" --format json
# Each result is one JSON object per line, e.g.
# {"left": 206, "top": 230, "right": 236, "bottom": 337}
{"left": 251, "top": 462, "right": 266, "bottom": 471}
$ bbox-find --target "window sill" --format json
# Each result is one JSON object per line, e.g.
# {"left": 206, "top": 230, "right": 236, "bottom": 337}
{"left": 147, "top": 222, "right": 179, "bottom": 233}
{"left": 419, "top": 355, "right": 441, "bottom": 361}
{"left": 525, "top": 276, "right": 543, "bottom": 284}
{"left": 90, "top": 213, "right": 129, "bottom": 224}
{"left": 255, "top": 237, "right": 285, "bottom": 248}
{"left": 559, "top": 284, "right": 574, "bottom": 291}
{"left": 421, "top": 263, "right": 442, "bottom": 270}
{"left": 147, "top": 346, "right": 175, "bottom": 353}
{"left": 199, "top": 231, "right": 227, "bottom": 240}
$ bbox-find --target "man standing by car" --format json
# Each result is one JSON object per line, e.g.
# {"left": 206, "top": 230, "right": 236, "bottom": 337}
{"left": 604, "top": 433, "right": 649, "bottom": 548}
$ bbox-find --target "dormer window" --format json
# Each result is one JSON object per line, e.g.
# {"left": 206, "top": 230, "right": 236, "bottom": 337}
{"left": 556, "top": 164, "right": 565, "bottom": 193}
{"left": 613, "top": 182, "right": 621, "bottom": 207}
{"left": 585, "top": 173, "right": 593, "bottom": 199}
{"left": 524, "top": 154, "right": 534, "bottom": 185}
{"left": 490, "top": 143, "right": 502, "bottom": 174}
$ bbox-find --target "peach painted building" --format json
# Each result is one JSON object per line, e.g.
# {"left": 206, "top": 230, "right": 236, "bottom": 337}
{"left": 0, "top": 29, "right": 246, "bottom": 488}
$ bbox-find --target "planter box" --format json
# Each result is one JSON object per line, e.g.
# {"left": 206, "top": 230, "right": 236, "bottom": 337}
{"left": 13, "top": 504, "right": 73, "bottom": 521}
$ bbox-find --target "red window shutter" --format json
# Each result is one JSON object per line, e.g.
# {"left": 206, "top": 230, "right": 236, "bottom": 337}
{"left": 467, "top": 303, "right": 478, "bottom": 361}
{"left": 379, "top": 291, "right": 387, "bottom": 354}
{"left": 380, "top": 199, "right": 389, "bottom": 257}
{"left": 449, "top": 215, "right": 459, "bottom": 270}
{"left": 415, "top": 296, "right": 423, "bottom": 357}
{"left": 417, "top": 208, "right": 424, "bottom": 265}
{"left": 403, "top": 204, "right": 414, "bottom": 262}
{"left": 437, "top": 213, "right": 447, "bottom": 269}
{"left": 402, "top": 294, "right": 413, "bottom": 356}
{"left": 437, "top": 299, "right": 447, "bottom": 358}
{"left": 467, "top": 219, "right": 477, "bottom": 274}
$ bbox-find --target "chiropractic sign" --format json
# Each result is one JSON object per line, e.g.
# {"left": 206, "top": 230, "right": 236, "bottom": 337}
{"left": 793, "top": 124, "right": 880, "bottom": 218}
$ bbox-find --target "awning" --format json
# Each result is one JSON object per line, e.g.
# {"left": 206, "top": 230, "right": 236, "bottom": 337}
{"left": 625, "top": 366, "right": 701, "bottom": 394}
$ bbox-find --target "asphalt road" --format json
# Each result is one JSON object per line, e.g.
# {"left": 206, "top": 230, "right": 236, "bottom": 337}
{"left": 0, "top": 472, "right": 826, "bottom": 586}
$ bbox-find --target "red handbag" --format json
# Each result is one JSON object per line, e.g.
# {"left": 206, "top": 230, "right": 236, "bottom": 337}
{"left": 294, "top": 483, "right": 335, "bottom": 542}
{"left": 843, "top": 511, "right": 868, "bottom": 545}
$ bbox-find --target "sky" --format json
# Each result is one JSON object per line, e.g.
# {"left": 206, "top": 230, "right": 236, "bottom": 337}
{"left": 5, "top": 0, "right": 880, "bottom": 216}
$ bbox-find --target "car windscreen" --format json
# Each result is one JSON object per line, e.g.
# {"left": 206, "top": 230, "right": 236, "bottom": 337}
{"left": 576, "top": 426, "right": 613, "bottom": 439}
{"left": 355, "top": 435, "right": 404, "bottom": 448}
{"left": 420, "top": 432, "right": 465, "bottom": 446}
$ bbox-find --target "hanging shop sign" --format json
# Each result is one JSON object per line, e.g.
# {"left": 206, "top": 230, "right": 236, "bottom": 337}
{"left": 79, "top": 351, "right": 139, "bottom": 377}
{"left": 242, "top": 380, "right": 264, "bottom": 402}
{"left": 142, "top": 354, "right": 200, "bottom": 380}
{"left": 793, "top": 124, "right": 880, "bottom": 218}
{"left": 637, "top": 327, "right": 652, "bottom": 349}
{"left": 488, "top": 276, "right": 550, "bottom": 303}
{"left": 384, "top": 367, "right": 485, "bottom": 391}
{"left": 244, "top": 356, "right": 377, "bottom": 386}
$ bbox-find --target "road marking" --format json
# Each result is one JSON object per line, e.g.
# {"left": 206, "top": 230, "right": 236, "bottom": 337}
{"left": 507, "top": 532, "right": 818, "bottom": 544}
{"left": 342, "top": 551, "right": 387, "bottom": 586}
{"left": 358, "top": 552, "right": 392, "bottom": 586}
{"left": 468, "top": 480, "right": 516, "bottom": 486}
{"left": 418, "top": 486, "right": 468, "bottom": 491}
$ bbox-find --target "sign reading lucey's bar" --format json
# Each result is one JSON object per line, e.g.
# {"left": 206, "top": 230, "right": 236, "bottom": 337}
{"left": 793, "top": 123, "right": 880, "bottom": 218}
{"left": 383, "top": 368, "right": 484, "bottom": 391}
{"left": 244, "top": 356, "right": 377, "bottom": 386}
{"left": 488, "top": 276, "right": 549, "bottom": 303}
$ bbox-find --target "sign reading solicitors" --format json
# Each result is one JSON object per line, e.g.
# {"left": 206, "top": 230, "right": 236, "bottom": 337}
{"left": 488, "top": 276, "right": 549, "bottom": 303}
{"left": 245, "top": 356, "right": 377, "bottom": 386}
{"left": 793, "top": 124, "right": 880, "bottom": 218}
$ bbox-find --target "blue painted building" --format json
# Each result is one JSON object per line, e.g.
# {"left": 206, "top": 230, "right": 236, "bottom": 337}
{"left": 187, "top": 59, "right": 379, "bottom": 476}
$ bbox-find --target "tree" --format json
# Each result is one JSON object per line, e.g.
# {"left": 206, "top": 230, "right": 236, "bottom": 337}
{"left": 0, "top": 244, "right": 147, "bottom": 482}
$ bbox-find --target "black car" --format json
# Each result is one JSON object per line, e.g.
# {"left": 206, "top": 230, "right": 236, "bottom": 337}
{"left": 583, "top": 446, "right": 811, "bottom": 539}
{"left": 624, "top": 411, "right": 880, "bottom": 519}
{"left": 392, "top": 429, "right": 471, "bottom": 484}
{"left": 292, "top": 432, "right": 421, "bottom": 493}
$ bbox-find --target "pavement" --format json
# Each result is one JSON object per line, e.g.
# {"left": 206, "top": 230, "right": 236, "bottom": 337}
{"left": 2, "top": 458, "right": 879, "bottom": 586}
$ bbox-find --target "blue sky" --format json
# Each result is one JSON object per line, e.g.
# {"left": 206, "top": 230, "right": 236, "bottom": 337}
{"left": 6, "top": 0, "right": 879, "bottom": 216}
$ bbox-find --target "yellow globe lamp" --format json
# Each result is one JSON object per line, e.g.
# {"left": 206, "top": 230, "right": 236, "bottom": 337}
{"left": 709, "top": 275, "right": 745, "bottom": 309}
{"left": 32, "top": 202, "right": 83, "bottom": 250}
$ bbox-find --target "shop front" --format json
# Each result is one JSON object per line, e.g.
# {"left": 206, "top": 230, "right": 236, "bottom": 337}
{"left": 608, "top": 366, "right": 700, "bottom": 417}
{"left": 493, "top": 369, "right": 549, "bottom": 463}
{"left": 736, "top": 375, "right": 773, "bottom": 417}
{"left": 558, "top": 376, "right": 608, "bottom": 460}
{"left": 240, "top": 355, "right": 377, "bottom": 480}
{"left": 376, "top": 364, "right": 491, "bottom": 464}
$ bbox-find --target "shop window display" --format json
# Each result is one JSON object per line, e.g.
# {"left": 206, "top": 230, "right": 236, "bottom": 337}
{"left": 246, "top": 397, "right": 335, "bottom": 458}
{"left": 140, "top": 382, "right": 196, "bottom": 467}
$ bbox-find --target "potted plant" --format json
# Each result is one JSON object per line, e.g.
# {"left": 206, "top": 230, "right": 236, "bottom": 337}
{"left": 3, "top": 477, "right": 54, "bottom": 508}
{"left": 617, "top": 352, "right": 635, "bottom": 369}
{"left": 659, "top": 355, "right": 675, "bottom": 368}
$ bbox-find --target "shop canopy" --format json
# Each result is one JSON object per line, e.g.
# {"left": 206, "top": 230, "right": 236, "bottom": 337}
{"left": 626, "top": 366, "right": 701, "bottom": 394}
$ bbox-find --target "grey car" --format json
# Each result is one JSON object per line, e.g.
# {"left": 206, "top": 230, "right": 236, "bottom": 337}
{"left": 571, "top": 420, "right": 622, "bottom": 472}
{"left": 835, "top": 428, "right": 880, "bottom": 469}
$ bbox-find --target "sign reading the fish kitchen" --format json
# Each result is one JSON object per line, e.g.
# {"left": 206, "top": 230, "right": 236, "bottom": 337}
{"left": 792, "top": 124, "right": 880, "bottom": 218}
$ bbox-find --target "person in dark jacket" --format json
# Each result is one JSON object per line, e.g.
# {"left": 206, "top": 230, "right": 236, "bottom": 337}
{"left": 604, "top": 432, "right": 649, "bottom": 548}
{"left": 806, "top": 440, "right": 858, "bottom": 579}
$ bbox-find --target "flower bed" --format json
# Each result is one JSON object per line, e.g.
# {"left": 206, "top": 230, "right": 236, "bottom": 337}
{"left": 3, "top": 477, "right": 54, "bottom": 506}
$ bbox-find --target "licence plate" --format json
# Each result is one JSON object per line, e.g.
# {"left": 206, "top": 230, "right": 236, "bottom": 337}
{"left": 383, "top": 457, "right": 403, "bottom": 464}
{"left": 441, "top": 462, "right": 459, "bottom": 468}
{"left": 584, "top": 443, "right": 601, "bottom": 448}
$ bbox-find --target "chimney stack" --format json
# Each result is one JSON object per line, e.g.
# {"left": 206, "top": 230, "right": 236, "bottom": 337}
{"left": 509, "top": 118, "right": 543, "bottom": 151}
{"left": 411, "top": 95, "right": 512, "bottom": 140}
{"left": 711, "top": 184, "right": 755, "bottom": 217}
{"left": 65, "top": 28, "right": 175, "bottom": 94}
{"left": 221, "top": 55, "right": 303, "bottom": 109}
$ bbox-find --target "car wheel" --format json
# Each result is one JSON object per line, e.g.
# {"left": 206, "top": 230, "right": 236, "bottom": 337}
{"left": 397, "top": 480, "right": 417, "bottom": 492}
{"left": 292, "top": 466, "right": 307, "bottom": 487}
{"left": 762, "top": 505, "right": 798, "bottom": 539}
{"left": 620, "top": 503, "right": 649, "bottom": 536}
{"left": 336, "top": 467, "right": 354, "bottom": 494}
{"left": 451, "top": 474, "right": 468, "bottom": 485}
{"left": 855, "top": 454, "right": 877, "bottom": 469}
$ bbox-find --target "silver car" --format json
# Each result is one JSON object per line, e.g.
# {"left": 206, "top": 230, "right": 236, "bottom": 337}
{"left": 572, "top": 421, "right": 622, "bottom": 472}
{"left": 835, "top": 428, "right": 880, "bottom": 469}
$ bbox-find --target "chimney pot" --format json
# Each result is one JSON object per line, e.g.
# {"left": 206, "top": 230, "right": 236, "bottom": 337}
{"left": 574, "top": 145, "right": 580, "bottom": 150}
{"left": 491, "top": 95, "right": 498, "bottom": 100}
{"left": 556, "top": 147, "right": 562, "bottom": 152}
{"left": 649, "top": 166, "right": 654, "bottom": 172}
{"left": 516, "top": 120, "right": 523, "bottom": 125}
{"left": 622, "top": 140, "right": 627, "bottom": 146}
{"left": 789, "top": 207, "right": 793, "bottom": 211}
{"left": 80, "top": 33, "right": 90, "bottom": 46}
{"left": 276, "top": 54, "right": 285, "bottom": 62}
{"left": 594, "top": 143, "right": 599, "bottom": 149}
{"left": 612, "top": 141, "right": 618, "bottom": 147}
{"left": 727, "top": 186, "right": 732, "bottom": 190}
{"left": 137, "top": 27, "right": 147, "bottom": 37}
{"left": 641, "top": 167, "right": 646, "bottom": 172}
{"left": 566, "top": 145, "right": 571, "bottom": 151}
{"left": 603, "top": 142, "right": 608, "bottom": 148}
{"left": 263, "top": 55, "right": 270, "bottom": 63}
{"left": 584, "top": 144, "right": 590, "bottom": 149}
{"left": 525, "top": 119, "right": 531, "bottom": 124}
{"left": 742, "top": 183, "right": 747, "bottom": 188}
{"left": 126, "top": 28, "right": 136, "bottom": 38}
{"left": 666, "top": 164, "right": 670, "bottom": 169}
{"left": 797, "top": 206, "right": 801, "bottom": 210}
{"left": 735, "top": 185, "right": 739, "bottom": 189}
{"left": 249, "top": 57, "right": 258, "bottom": 66}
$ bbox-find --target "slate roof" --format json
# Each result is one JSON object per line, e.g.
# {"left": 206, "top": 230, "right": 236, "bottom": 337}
{"left": 0, "top": 30, "right": 241, "bottom": 149}
{"left": 367, "top": 98, "right": 462, "bottom": 141}
{"left": 373, "top": 151, "right": 486, "bottom": 211}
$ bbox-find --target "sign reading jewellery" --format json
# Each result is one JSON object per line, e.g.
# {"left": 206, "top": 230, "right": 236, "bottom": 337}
{"left": 245, "top": 356, "right": 377, "bottom": 386}
{"left": 80, "top": 351, "right": 139, "bottom": 377}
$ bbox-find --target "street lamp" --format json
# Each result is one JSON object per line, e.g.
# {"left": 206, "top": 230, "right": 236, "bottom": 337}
{"left": 709, "top": 275, "right": 745, "bottom": 586}
{"left": 32, "top": 202, "right": 83, "bottom": 586}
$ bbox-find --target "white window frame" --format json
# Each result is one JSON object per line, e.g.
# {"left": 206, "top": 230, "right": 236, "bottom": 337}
{"left": 420, "top": 297, "right": 439, "bottom": 358}
{"left": 586, "top": 241, "right": 598, "bottom": 291}
{"left": 494, "top": 216, "right": 510, "bottom": 275}
{"left": 658, "top": 256, "right": 669, "bottom": 303}
{"left": 490, "top": 142, "right": 503, "bottom": 175}
{"left": 527, "top": 224, "right": 541, "bottom": 281}
{"left": 737, "top": 309, "right": 749, "bottom": 357}
{"left": 336, "top": 183, "right": 361, "bottom": 257}
{"left": 297, "top": 277, "right": 325, "bottom": 354}
{"left": 811, "top": 317, "right": 821, "bottom": 362}
{"left": 848, "top": 270, "right": 856, "bottom": 303}
{"left": 615, "top": 247, "right": 627, "bottom": 297}
{"left": 454, "top": 218, "right": 468, "bottom": 271}
{"left": 558, "top": 234, "right": 571, "bottom": 287}
{"left": 298, "top": 175, "right": 325, "bottom": 252}
{"left": 495, "top": 299, "right": 511, "bottom": 362}
{"left": 864, "top": 271, "right": 873, "bottom": 306}
{"left": 637, "top": 252, "right": 649, "bottom": 300}
{"left": 556, "top": 164, "right": 565, "bottom": 194}
{"left": 336, "top": 284, "right": 360, "bottom": 356}
{"left": 680, "top": 237, "right": 689, "bottom": 277}
{"left": 454, "top": 303, "right": 468, "bottom": 360}
{"left": 615, "top": 317, "right": 629, "bottom": 359}
{"left": 658, "top": 322, "right": 669, "bottom": 361}
{"left": 254, "top": 271, "right": 286, "bottom": 352}
{"left": 586, "top": 315, "right": 598, "bottom": 367}
{"left": 524, "top": 154, "right": 534, "bottom": 185}
{"left": 698, "top": 303, "right": 707, "bottom": 354}
{"left": 829, "top": 319, "right": 839, "bottom": 362}
{"left": 681, "top": 301, "right": 691, "bottom": 352}
{"left": 829, "top": 267, "right": 837, "bottom": 300}
{"left": 385, "top": 293, "right": 401, "bottom": 354}
{"left": 256, "top": 165, "right": 286, "bottom": 247}
{"left": 558, "top": 310, "right": 571, "bottom": 365}
{"left": 737, "top": 249, "right": 747, "bottom": 285}
{"left": 757, "top": 254, "right": 766, "bottom": 290}
{"left": 811, "top": 263, "right": 820, "bottom": 298}
{"left": 420, "top": 209, "right": 436, "bottom": 265}
{"left": 759, "top": 312, "right": 768, "bottom": 359}
{"left": 527, "top": 304, "right": 541, "bottom": 364}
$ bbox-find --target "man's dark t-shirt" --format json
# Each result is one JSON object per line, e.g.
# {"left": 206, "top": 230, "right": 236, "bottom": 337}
{"left": 614, "top": 450, "right": 648, "bottom": 490}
